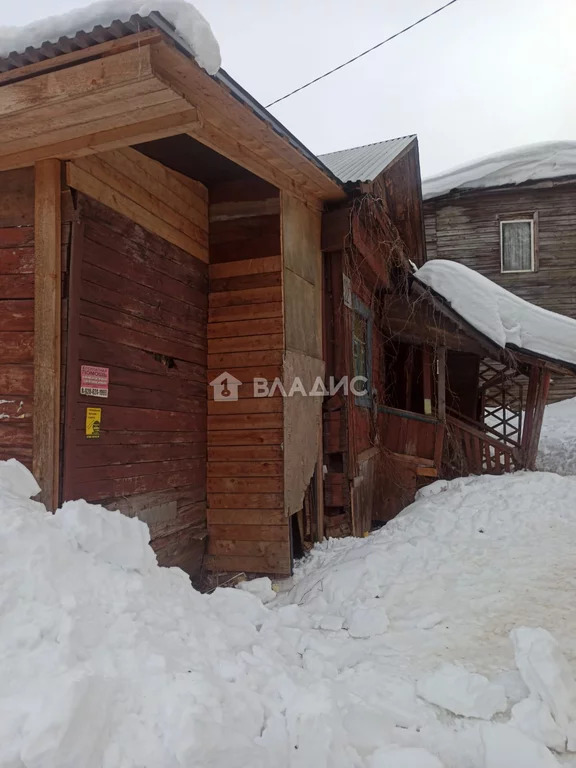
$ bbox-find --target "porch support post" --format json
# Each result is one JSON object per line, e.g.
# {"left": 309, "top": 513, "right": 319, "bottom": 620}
{"left": 521, "top": 365, "right": 539, "bottom": 466}
{"left": 33, "top": 159, "right": 62, "bottom": 510}
{"left": 526, "top": 368, "right": 551, "bottom": 470}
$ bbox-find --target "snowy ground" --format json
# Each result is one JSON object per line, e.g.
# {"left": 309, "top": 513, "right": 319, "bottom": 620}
{"left": 3, "top": 460, "right": 576, "bottom": 766}
{"left": 537, "top": 397, "right": 576, "bottom": 476}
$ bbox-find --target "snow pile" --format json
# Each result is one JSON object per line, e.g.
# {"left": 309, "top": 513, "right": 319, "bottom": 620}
{"left": 4, "top": 461, "right": 576, "bottom": 766}
{"left": 537, "top": 397, "right": 576, "bottom": 475}
{"left": 422, "top": 141, "right": 576, "bottom": 200}
{"left": 511, "top": 628, "right": 576, "bottom": 751}
{"left": 415, "top": 259, "right": 576, "bottom": 366}
{"left": 0, "top": 0, "right": 221, "bottom": 74}
{"left": 416, "top": 664, "right": 507, "bottom": 720}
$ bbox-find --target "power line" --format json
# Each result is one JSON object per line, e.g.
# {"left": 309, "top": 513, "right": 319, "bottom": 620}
{"left": 265, "top": 0, "right": 461, "bottom": 108}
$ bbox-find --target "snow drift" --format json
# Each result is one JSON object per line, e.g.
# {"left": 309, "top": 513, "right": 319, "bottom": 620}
{"left": 3, "top": 460, "right": 576, "bottom": 766}
{"left": 422, "top": 141, "right": 576, "bottom": 200}
{"left": 0, "top": 0, "right": 221, "bottom": 74}
{"left": 415, "top": 259, "right": 576, "bottom": 367}
{"left": 537, "top": 396, "right": 576, "bottom": 476}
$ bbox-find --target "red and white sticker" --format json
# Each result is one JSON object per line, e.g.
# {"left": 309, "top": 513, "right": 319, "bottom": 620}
{"left": 80, "top": 365, "right": 109, "bottom": 398}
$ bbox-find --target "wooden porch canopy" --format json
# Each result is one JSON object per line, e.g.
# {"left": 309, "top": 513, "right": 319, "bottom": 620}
{"left": 380, "top": 276, "right": 576, "bottom": 476}
{"left": 409, "top": 276, "right": 576, "bottom": 378}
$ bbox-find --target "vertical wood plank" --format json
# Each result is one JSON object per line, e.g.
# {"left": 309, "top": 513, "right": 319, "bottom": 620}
{"left": 521, "top": 365, "right": 539, "bottom": 458}
{"left": 437, "top": 346, "right": 446, "bottom": 421}
{"left": 33, "top": 158, "right": 62, "bottom": 509}
{"left": 527, "top": 369, "right": 551, "bottom": 470}
{"left": 62, "top": 220, "right": 84, "bottom": 502}
{"left": 315, "top": 422, "right": 325, "bottom": 542}
{"left": 422, "top": 347, "right": 432, "bottom": 415}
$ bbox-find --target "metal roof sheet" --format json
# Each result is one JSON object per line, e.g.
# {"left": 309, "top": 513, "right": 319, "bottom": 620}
{"left": 318, "top": 135, "right": 416, "bottom": 183}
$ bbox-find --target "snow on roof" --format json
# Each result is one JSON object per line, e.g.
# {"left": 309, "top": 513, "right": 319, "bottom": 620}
{"left": 318, "top": 135, "right": 416, "bottom": 183}
{"left": 422, "top": 141, "right": 576, "bottom": 201}
{"left": 0, "top": 0, "right": 221, "bottom": 74}
{"left": 415, "top": 259, "right": 576, "bottom": 368}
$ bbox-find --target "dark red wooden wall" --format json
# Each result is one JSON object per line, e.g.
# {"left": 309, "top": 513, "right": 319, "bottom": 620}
{"left": 62, "top": 196, "right": 208, "bottom": 577}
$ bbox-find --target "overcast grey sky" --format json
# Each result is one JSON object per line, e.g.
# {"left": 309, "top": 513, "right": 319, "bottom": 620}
{"left": 4, "top": 0, "right": 576, "bottom": 176}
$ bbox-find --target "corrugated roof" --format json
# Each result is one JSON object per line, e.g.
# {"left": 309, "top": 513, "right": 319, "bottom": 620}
{"left": 0, "top": 15, "right": 156, "bottom": 72}
{"left": 0, "top": 11, "right": 341, "bottom": 189}
{"left": 318, "top": 135, "right": 416, "bottom": 183}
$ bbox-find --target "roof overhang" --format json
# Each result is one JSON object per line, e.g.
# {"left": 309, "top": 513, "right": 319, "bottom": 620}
{"left": 0, "top": 14, "right": 345, "bottom": 206}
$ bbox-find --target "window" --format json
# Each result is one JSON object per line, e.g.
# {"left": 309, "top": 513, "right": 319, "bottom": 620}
{"left": 352, "top": 296, "right": 372, "bottom": 407}
{"left": 500, "top": 218, "right": 535, "bottom": 273}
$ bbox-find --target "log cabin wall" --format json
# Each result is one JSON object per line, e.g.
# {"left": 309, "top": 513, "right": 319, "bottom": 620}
{"left": 424, "top": 183, "right": 576, "bottom": 401}
{"left": 62, "top": 152, "right": 210, "bottom": 581}
{"left": 206, "top": 182, "right": 290, "bottom": 576}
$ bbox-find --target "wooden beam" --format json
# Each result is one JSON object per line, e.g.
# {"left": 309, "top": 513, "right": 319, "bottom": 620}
{"left": 33, "top": 159, "right": 62, "bottom": 509}
{"left": 0, "top": 45, "right": 201, "bottom": 171}
{"left": 521, "top": 365, "right": 539, "bottom": 460}
{"left": 0, "top": 30, "right": 163, "bottom": 87}
{"left": 209, "top": 198, "right": 280, "bottom": 222}
{"left": 437, "top": 346, "right": 447, "bottom": 421}
{"left": 0, "top": 46, "right": 157, "bottom": 120}
{"left": 422, "top": 347, "right": 433, "bottom": 415}
{"left": 526, "top": 368, "right": 551, "bottom": 470}
{"left": 0, "top": 108, "right": 200, "bottom": 171}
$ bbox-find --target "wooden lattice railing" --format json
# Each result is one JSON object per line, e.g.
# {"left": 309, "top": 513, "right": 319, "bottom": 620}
{"left": 446, "top": 414, "right": 520, "bottom": 476}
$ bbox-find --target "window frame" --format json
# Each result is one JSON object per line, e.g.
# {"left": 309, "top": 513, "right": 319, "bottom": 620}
{"left": 351, "top": 295, "right": 373, "bottom": 408}
{"left": 499, "top": 216, "right": 536, "bottom": 274}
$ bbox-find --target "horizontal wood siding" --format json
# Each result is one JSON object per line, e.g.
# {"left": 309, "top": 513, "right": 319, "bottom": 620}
{"left": 206, "top": 188, "right": 290, "bottom": 575}
{"left": 424, "top": 184, "right": 576, "bottom": 401}
{"left": 0, "top": 170, "right": 35, "bottom": 467}
{"left": 63, "top": 194, "right": 208, "bottom": 579}
{"left": 66, "top": 147, "right": 208, "bottom": 263}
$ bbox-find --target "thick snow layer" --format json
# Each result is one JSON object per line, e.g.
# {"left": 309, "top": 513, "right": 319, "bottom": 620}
{"left": 537, "top": 397, "right": 576, "bottom": 475}
{"left": 0, "top": 0, "right": 221, "bottom": 74}
{"left": 422, "top": 141, "right": 576, "bottom": 200}
{"left": 4, "top": 462, "right": 576, "bottom": 766}
{"left": 415, "top": 259, "right": 576, "bottom": 366}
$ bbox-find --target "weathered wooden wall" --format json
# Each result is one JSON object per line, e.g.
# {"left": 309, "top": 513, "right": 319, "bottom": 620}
{"left": 370, "top": 143, "right": 426, "bottom": 267}
{"left": 206, "top": 181, "right": 290, "bottom": 576}
{"left": 0, "top": 169, "right": 36, "bottom": 468}
{"left": 0, "top": 168, "right": 72, "bottom": 475}
{"left": 67, "top": 147, "right": 208, "bottom": 263}
{"left": 424, "top": 183, "right": 576, "bottom": 400}
{"left": 62, "top": 194, "right": 208, "bottom": 579}
{"left": 281, "top": 193, "right": 324, "bottom": 522}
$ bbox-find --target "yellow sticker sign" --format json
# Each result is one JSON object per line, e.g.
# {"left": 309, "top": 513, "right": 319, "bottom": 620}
{"left": 85, "top": 407, "right": 101, "bottom": 439}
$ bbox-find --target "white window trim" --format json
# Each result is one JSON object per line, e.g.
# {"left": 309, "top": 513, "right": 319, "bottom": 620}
{"left": 500, "top": 218, "right": 535, "bottom": 274}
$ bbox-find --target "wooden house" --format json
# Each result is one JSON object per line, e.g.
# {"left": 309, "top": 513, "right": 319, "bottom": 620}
{"left": 317, "top": 139, "right": 576, "bottom": 533}
{"left": 0, "top": 8, "right": 347, "bottom": 580}
{"left": 0, "top": 11, "right": 572, "bottom": 579}
{"left": 423, "top": 142, "right": 576, "bottom": 402}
